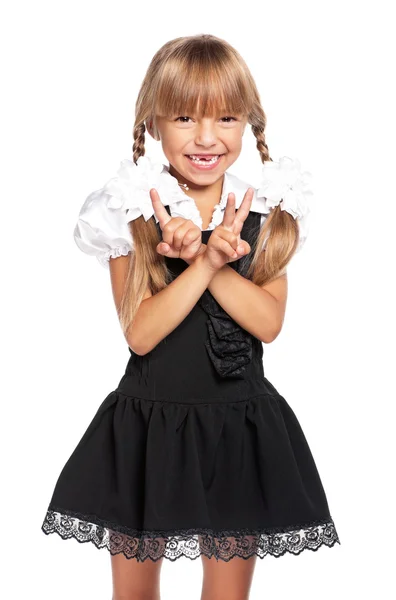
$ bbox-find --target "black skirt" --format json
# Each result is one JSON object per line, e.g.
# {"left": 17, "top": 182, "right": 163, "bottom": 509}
{"left": 41, "top": 214, "right": 341, "bottom": 562}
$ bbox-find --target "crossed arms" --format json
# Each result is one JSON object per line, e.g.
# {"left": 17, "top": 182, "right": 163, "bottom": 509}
{"left": 109, "top": 253, "right": 287, "bottom": 355}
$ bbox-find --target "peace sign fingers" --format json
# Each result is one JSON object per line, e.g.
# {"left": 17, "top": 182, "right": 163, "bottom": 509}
{"left": 221, "top": 187, "right": 255, "bottom": 235}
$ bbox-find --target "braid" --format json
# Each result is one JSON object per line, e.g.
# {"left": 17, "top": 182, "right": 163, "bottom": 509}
{"left": 132, "top": 122, "right": 146, "bottom": 165}
{"left": 251, "top": 124, "right": 273, "bottom": 164}
{"left": 250, "top": 105, "right": 273, "bottom": 164}
{"left": 246, "top": 104, "right": 298, "bottom": 285}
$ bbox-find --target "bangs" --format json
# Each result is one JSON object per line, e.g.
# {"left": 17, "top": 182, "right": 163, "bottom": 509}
{"left": 153, "top": 49, "right": 253, "bottom": 119}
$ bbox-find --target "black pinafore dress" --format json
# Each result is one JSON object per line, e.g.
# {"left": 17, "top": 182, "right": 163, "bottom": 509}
{"left": 41, "top": 209, "right": 340, "bottom": 562}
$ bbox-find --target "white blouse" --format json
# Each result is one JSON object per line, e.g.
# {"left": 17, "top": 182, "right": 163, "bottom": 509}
{"left": 74, "top": 155, "right": 312, "bottom": 268}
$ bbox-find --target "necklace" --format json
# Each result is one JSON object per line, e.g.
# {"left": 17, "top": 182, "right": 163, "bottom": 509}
{"left": 178, "top": 182, "right": 190, "bottom": 191}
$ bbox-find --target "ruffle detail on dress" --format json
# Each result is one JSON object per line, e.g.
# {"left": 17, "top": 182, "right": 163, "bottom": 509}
{"left": 195, "top": 214, "right": 260, "bottom": 379}
{"left": 42, "top": 508, "right": 340, "bottom": 562}
{"left": 198, "top": 289, "right": 253, "bottom": 379}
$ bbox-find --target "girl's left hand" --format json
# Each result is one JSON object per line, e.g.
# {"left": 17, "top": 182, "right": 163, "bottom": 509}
{"left": 150, "top": 188, "right": 205, "bottom": 264}
{"left": 201, "top": 188, "right": 254, "bottom": 272}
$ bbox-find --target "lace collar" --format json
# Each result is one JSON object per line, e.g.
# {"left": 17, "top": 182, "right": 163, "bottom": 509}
{"left": 162, "top": 162, "right": 250, "bottom": 231}
{"left": 102, "top": 154, "right": 312, "bottom": 236}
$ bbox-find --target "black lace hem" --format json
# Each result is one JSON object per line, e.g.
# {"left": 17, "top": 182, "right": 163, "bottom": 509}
{"left": 41, "top": 507, "right": 341, "bottom": 562}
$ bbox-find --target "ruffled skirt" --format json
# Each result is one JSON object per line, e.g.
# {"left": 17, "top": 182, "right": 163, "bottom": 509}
{"left": 41, "top": 386, "right": 340, "bottom": 562}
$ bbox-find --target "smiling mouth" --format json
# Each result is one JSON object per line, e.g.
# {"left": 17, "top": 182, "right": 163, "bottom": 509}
{"left": 185, "top": 154, "right": 225, "bottom": 164}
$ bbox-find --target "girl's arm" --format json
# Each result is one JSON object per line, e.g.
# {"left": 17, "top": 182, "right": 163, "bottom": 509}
{"left": 110, "top": 252, "right": 219, "bottom": 355}
{"left": 206, "top": 265, "right": 288, "bottom": 344}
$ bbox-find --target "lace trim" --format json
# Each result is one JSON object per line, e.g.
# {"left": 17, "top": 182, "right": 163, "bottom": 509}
{"left": 41, "top": 507, "right": 340, "bottom": 562}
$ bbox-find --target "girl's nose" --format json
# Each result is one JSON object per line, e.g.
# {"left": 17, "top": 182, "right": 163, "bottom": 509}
{"left": 194, "top": 120, "right": 217, "bottom": 146}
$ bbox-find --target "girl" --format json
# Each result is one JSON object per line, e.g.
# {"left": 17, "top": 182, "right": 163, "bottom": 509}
{"left": 41, "top": 34, "right": 340, "bottom": 600}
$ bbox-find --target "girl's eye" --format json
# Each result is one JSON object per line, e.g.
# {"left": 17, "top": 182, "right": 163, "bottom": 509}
{"left": 175, "top": 116, "right": 237, "bottom": 123}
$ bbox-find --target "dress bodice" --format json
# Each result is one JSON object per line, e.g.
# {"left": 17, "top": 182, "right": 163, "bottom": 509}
{"left": 119, "top": 209, "right": 271, "bottom": 404}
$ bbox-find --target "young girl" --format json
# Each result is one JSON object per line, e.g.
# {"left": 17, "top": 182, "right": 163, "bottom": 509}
{"left": 41, "top": 34, "right": 340, "bottom": 599}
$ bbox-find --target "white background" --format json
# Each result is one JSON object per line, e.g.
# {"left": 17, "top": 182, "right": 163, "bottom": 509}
{"left": 1, "top": 0, "right": 395, "bottom": 598}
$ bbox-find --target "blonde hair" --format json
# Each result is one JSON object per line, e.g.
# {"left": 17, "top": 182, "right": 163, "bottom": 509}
{"left": 119, "top": 34, "right": 300, "bottom": 337}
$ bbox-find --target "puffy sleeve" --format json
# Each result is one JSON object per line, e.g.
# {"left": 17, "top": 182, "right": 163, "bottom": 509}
{"left": 254, "top": 156, "right": 313, "bottom": 254}
{"left": 73, "top": 187, "right": 134, "bottom": 269}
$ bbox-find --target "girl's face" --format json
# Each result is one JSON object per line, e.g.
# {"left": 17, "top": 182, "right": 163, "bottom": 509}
{"left": 149, "top": 112, "right": 248, "bottom": 189}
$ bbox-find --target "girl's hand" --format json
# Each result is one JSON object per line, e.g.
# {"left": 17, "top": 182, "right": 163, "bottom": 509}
{"left": 202, "top": 188, "right": 254, "bottom": 272}
{"left": 150, "top": 188, "right": 205, "bottom": 264}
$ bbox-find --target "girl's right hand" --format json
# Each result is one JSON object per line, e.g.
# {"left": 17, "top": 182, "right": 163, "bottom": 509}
{"left": 202, "top": 188, "right": 254, "bottom": 272}
{"left": 150, "top": 188, "right": 204, "bottom": 263}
